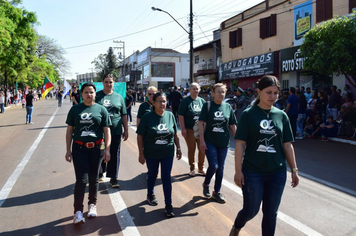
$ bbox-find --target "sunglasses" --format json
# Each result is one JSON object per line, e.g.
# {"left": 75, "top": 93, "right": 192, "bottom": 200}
{"left": 148, "top": 93, "right": 155, "bottom": 95}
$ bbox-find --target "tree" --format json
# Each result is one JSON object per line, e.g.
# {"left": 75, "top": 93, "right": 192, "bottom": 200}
{"left": 91, "top": 54, "right": 107, "bottom": 80}
{"left": 0, "top": 0, "right": 38, "bottom": 105}
{"left": 106, "top": 47, "right": 118, "bottom": 73}
{"left": 36, "top": 34, "right": 71, "bottom": 78}
{"left": 300, "top": 12, "right": 356, "bottom": 88}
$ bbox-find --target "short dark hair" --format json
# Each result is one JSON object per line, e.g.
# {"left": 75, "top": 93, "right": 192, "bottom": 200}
{"left": 80, "top": 82, "right": 96, "bottom": 93}
{"left": 103, "top": 74, "right": 114, "bottom": 81}
{"left": 153, "top": 92, "right": 166, "bottom": 102}
{"left": 290, "top": 87, "right": 296, "bottom": 94}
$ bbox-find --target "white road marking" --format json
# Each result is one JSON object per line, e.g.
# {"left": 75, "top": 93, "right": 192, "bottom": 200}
{"left": 124, "top": 124, "right": 324, "bottom": 236}
{"left": 104, "top": 181, "right": 141, "bottom": 236}
{"left": 0, "top": 107, "right": 59, "bottom": 207}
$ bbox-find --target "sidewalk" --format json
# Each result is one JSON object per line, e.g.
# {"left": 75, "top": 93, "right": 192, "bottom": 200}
{"left": 3, "top": 100, "right": 356, "bottom": 145}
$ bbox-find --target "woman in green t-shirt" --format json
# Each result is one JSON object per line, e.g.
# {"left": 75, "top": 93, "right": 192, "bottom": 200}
{"left": 136, "top": 92, "right": 182, "bottom": 217}
{"left": 65, "top": 83, "right": 112, "bottom": 225}
{"left": 199, "top": 83, "right": 237, "bottom": 204}
{"left": 230, "top": 75, "right": 299, "bottom": 236}
{"left": 178, "top": 82, "right": 206, "bottom": 177}
{"left": 136, "top": 86, "right": 157, "bottom": 127}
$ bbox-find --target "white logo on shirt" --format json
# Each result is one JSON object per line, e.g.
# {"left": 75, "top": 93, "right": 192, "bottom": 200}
{"left": 256, "top": 119, "right": 277, "bottom": 153}
{"left": 193, "top": 104, "right": 201, "bottom": 111}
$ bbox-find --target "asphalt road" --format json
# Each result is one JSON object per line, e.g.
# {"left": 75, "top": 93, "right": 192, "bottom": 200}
{"left": 0, "top": 98, "right": 355, "bottom": 236}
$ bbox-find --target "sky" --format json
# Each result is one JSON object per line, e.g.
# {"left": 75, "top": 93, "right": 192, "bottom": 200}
{"left": 21, "top": 0, "right": 263, "bottom": 81}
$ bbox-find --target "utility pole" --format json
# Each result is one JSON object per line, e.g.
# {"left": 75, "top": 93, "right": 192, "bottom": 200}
{"left": 189, "top": 0, "right": 193, "bottom": 84}
{"left": 113, "top": 40, "right": 125, "bottom": 82}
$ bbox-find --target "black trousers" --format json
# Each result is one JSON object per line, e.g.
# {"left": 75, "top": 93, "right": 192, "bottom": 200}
{"left": 99, "top": 134, "right": 122, "bottom": 179}
{"left": 72, "top": 142, "right": 104, "bottom": 213}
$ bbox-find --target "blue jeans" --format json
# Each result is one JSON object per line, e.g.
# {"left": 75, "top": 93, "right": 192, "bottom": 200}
{"left": 296, "top": 113, "right": 306, "bottom": 137}
{"left": 127, "top": 106, "right": 132, "bottom": 122}
{"left": 26, "top": 106, "right": 33, "bottom": 123}
{"left": 233, "top": 169, "right": 286, "bottom": 236}
{"left": 72, "top": 142, "right": 104, "bottom": 213}
{"left": 328, "top": 108, "right": 338, "bottom": 121}
{"left": 0, "top": 103, "right": 4, "bottom": 113}
{"left": 204, "top": 143, "right": 228, "bottom": 193}
{"left": 146, "top": 156, "right": 174, "bottom": 205}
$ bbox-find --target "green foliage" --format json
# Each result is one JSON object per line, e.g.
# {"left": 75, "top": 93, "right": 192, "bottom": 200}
{"left": 106, "top": 47, "right": 118, "bottom": 73}
{"left": 300, "top": 12, "right": 356, "bottom": 88}
{"left": 0, "top": 1, "right": 38, "bottom": 86}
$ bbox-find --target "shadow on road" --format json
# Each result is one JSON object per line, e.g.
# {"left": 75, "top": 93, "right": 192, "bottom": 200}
{"left": 1, "top": 184, "right": 74, "bottom": 208}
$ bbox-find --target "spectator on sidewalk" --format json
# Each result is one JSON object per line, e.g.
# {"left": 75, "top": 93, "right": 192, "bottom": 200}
{"left": 245, "top": 88, "right": 255, "bottom": 106}
{"left": 0, "top": 91, "right": 4, "bottom": 113}
{"left": 285, "top": 87, "right": 299, "bottom": 139}
{"left": 328, "top": 86, "right": 342, "bottom": 121}
{"left": 338, "top": 105, "right": 356, "bottom": 138}
{"left": 296, "top": 91, "right": 307, "bottom": 139}
{"left": 305, "top": 115, "right": 323, "bottom": 139}
{"left": 316, "top": 91, "right": 328, "bottom": 122}
{"left": 318, "top": 116, "right": 338, "bottom": 141}
{"left": 65, "top": 82, "right": 111, "bottom": 224}
{"left": 304, "top": 87, "right": 312, "bottom": 102}
{"left": 25, "top": 90, "right": 34, "bottom": 124}
{"left": 58, "top": 89, "right": 64, "bottom": 107}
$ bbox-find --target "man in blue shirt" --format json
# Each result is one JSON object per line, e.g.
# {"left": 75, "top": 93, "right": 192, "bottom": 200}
{"left": 285, "top": 87, "right": 299, "bottom": 139}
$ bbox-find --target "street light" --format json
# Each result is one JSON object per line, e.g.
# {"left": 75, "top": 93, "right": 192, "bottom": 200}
{"left": 152, "top": 1, "right": 193, "bottom": 84}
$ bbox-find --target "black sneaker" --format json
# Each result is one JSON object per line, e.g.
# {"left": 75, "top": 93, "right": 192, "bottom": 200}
{"left": 147, "top": 194, "right": 158, "bottom": 206}
{"left": 212, "top": 191, "right": 226, "bottom": 204}
{"left": 165, "top": 204, "right": 175, "bottom": 218}
{"left": 110, "top": 178, "right": 120, "bottom": 188}
{"left": 202, "top": 183, "right": 211, "bottom": 198}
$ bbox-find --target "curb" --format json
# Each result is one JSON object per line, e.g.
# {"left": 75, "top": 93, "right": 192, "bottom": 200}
{"left": 329, "top": 137, "right": 356, "bottom": 146}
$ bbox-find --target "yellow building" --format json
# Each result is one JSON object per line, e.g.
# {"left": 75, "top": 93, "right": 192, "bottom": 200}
{"left": 219, "top": 0, "right": 355, "bottom": 91}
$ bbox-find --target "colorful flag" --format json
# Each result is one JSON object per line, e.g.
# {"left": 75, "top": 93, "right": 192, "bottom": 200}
{"left": 63, "top": 80, "right": 72, "bottom": 96}
{"left": 41, "top": 76, "right": 54, "bottom": 99}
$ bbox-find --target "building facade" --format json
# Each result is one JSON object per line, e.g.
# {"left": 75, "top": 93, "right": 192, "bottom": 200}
{"left": 135, "top": 47, "right": 189, "bottom": 90}
{"left": 193, "top": 29, "right": 221, "bottom": 87}
{"left": 219, "top": 0, "right": 355, "bottom": 91}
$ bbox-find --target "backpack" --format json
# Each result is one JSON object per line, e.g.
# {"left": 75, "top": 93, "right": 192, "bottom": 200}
{"left": 193, "top": 101, "right": 211, "bottom": 139}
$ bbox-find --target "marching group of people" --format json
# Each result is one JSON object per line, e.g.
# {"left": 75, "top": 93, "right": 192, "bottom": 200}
{"left": 64, "top": 74, "right": 299, "bottom": 236}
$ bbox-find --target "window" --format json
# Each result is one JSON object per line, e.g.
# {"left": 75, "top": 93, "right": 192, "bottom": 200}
{"left": 260, "top": 14, "right": 276, "bottom": 39}
{"left": 316, "top": 0, "right": 333, "bottom": 23}
{"left": 151, "top": 63, "right": 174, "bottom": 77}
{"left": 195, "top": 55, "right": 199, "bottom": 64}
{"left": 350, "top": 0, "right": 356, "bottom": 13}
{"left": 229, "top": 28, "right": 242, "bottom": 48}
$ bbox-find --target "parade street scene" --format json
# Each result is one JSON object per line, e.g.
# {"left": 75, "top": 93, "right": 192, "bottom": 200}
{"left": 1, "top": 0, "right": 356, "bottom": 236}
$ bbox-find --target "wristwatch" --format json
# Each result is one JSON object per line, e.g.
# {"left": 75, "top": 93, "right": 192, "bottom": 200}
{"left": 177, "top": 148, "right": 181, "bottom": 151}
{"left": 292, "top": 168, "right": 298, "bottom": 173}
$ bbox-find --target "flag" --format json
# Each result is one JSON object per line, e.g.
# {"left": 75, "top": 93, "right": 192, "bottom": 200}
{"left": 41, "top": 76, "right": 54, "bottom": 99}
{"left": 63, "top": 80, "right": 72, "bottom": 96}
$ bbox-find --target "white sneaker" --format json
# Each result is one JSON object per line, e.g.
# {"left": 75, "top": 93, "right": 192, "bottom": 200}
{"left": 73, "top": 211, "right": 85, "bottom": 224}
{"left": 88, "top": 204, "right": 97, "bottom": 218}
{"left": 189, "top": 170, "right": 195, "bottom": 177}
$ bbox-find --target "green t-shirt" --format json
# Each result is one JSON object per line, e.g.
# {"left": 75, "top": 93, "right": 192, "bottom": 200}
{"left": 178, "top": 96, "right": 206, "bottom": 130}
{"left": 136, "top": 111, "right": 177, "bottom": 159}
{"left": 137, "top": 101, "right": 154, "bottom": 119}
{"left": 95, "top": 91, "right": 127, "bottom": 136}
{"left": 199, "top": 101, "right": 237, "bottom": 147}
{"left": 66, "top": 103, "right": 111, "bottom": 142}
{"left": 235, "top": 105, "right": 294, "bottom": 174}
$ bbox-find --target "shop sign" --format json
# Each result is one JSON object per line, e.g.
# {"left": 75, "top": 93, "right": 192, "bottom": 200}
{"left": 294, "top": 0, "right": 313, "bottom": 46}
{"left": 280, "top": 46, "right": 306, "bottom": 72}
{"left": 219, "top": 52, "right": 274, "bottom": 80}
